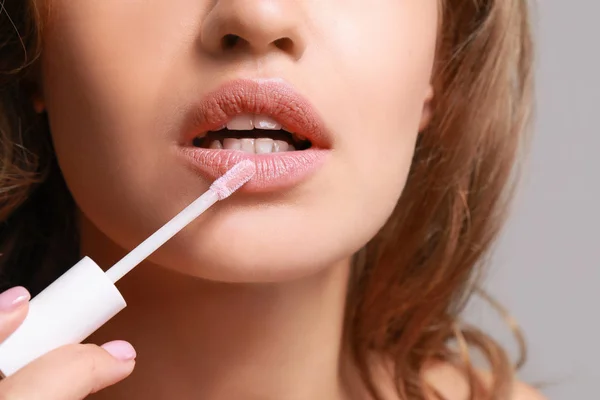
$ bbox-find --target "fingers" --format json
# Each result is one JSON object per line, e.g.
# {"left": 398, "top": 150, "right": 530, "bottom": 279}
{"left": 0, "top": 287, "right": 135, "bottom": 399}
{"left": 0, "top": 286, "right": 30, "bottom": 342}
{"left": 1, "top": 341, "right": 136, "bottom": 400}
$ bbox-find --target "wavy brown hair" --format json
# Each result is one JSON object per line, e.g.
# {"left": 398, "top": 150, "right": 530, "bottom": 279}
{"left": 0, "top": 0, "right": 533, "bottom": 399}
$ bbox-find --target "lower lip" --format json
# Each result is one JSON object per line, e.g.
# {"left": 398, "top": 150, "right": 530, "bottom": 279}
{"left": 178, "top": 147, "right": 330, "bottom": 192}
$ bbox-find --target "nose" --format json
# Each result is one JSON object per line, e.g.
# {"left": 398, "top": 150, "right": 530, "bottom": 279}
{"left": 200, "top": 0, "right": 306, "bottom": 59}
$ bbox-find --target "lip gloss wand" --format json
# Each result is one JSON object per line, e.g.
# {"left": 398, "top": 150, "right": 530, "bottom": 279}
{"left": 0, "top": 160, "right": 256, "bottom": 377}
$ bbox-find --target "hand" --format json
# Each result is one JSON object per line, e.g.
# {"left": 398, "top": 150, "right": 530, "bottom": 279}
{"left": 0, "top": 286, "right": 135, "bottom": 399}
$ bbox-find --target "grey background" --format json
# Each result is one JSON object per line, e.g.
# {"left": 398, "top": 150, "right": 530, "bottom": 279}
{"left": 464, "top": 1, "right": 599, "bottom": 399}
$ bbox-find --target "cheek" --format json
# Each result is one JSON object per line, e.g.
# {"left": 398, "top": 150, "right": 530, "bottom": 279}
{"left": 41, "top": 0, "right": 200, "bottom": 160}
{"left": 40, "top": 1, "right": 203, "bottom": 242}
{"left": 317, "top": 3, "right": 438, "bottom": 209}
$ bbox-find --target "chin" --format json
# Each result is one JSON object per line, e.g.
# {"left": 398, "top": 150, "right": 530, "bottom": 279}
{"left": 148, "top": 239, "right": 349, "bottom": 284}
{"left": 142, "top": 205, "right": 364, "bottom": 284}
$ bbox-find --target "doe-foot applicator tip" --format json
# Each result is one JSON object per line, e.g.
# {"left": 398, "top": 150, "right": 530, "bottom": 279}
{"left": 209, "top": 160, "right": 256, "bottom": 200}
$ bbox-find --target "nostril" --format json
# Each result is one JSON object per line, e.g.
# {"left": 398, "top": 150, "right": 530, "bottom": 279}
{"left": 221, "top": 34, "right": 242, "bottom": 50}
{"left": 273, "top": 37, "right": 294, "bottom": 53}
{"left": 219, "top": 34, "right": 295, "bottom": 54}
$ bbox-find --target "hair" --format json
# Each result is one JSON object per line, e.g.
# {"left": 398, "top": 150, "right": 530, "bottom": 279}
{"left": 0, "top": 1, "right": 533, "bottom": 399}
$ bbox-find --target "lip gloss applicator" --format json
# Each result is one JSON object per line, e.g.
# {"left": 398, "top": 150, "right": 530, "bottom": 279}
{"left": 0, "top": 160, "right": 256, "bottom": 377}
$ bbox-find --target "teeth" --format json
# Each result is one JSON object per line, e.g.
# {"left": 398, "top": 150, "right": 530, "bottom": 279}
{"left": 209, "top": 140, "right": 222, "bottom": 149}
{"left": 240, "top": 138, "right": 255, "bottom": 153}
{"left": 255, "top": 138, "right": 274, "bottom": 154}
{"left": 226, "top": 114, "right": 254, "bottom": 130}
{"left": 223, "top": 138, "right": 241, "bottom": 150}
{"left": 204, "top": 114, "right": 307, "bottom": 153}
{"left": 253, "top": 115, "right": 282, "bottom": 130}
{"left": 273, "top": 140, "right": 288, "bottom": 152}
{"left": 225, "top": 114, "right": 284, "bottom": 131}
{"left": 210, "top": 138, "right": 296, "bottom": 153}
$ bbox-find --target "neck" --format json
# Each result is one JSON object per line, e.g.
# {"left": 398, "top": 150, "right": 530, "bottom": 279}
{"left": 80, "top": 218, "right": 356, "bottom": 400}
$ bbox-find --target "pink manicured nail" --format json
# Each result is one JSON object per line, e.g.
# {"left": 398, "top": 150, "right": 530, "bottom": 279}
{"left": 101, "top": 340, "right": 137, "bottom": 361}
{"left": 0, "top": 286, "right": 30, "bottom": 312}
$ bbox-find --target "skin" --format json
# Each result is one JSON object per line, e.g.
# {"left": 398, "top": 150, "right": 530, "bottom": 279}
{"left": 0, "top": 0, "right": 546, "bottom": 399}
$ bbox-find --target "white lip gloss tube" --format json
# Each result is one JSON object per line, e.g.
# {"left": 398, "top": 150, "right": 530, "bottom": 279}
{"left": 0, "top": 160, "right": 256, "bottom": 377}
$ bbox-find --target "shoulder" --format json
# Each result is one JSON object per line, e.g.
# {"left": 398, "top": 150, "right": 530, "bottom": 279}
{"left": 422, "top": 363, "right": 547, "bottom": 400}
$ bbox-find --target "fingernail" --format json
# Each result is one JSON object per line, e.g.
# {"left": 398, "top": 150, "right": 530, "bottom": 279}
{"left": 101, "top": 340, "right": 137, "bottom": 361}
{"left": 0, "top": 286, "right": 30, "bottom": 312}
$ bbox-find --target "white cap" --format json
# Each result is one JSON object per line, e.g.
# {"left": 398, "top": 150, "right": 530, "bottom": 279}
{"left": 0, "top": 257, "right": 126, "bottom": 376}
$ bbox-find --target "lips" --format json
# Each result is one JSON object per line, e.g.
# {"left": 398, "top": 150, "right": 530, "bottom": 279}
{"left": 177, "top": 78, "right": 332, "bottom": 192}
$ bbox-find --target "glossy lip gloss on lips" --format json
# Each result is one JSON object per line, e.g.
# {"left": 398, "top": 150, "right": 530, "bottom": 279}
{"left": 178, "top": 78, "right": 332, "bottom": 192}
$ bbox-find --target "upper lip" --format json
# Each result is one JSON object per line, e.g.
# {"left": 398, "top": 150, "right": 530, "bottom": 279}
{"left": 181, "top": 78, "right": 331, "bottom": 149}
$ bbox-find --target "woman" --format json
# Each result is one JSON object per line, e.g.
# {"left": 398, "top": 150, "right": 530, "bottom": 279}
{"left": 0, "top": 0, "right": 545, "bottom": 399}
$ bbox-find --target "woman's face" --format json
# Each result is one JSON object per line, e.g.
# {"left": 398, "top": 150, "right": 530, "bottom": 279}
{"left": 41, "top": 1, "right": 438, "bottom": 282}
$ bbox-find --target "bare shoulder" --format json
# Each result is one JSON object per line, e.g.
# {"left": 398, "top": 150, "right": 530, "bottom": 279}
{"left": 422, "top": 363, "right": 547, "bottom": 400}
